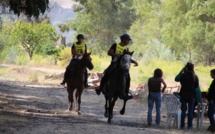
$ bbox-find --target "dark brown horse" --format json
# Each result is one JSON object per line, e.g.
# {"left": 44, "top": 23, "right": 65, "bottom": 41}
{"left": 66, "top": 53, "right": 93, "bottom": 114}
{"left": 103, "top": 51, "right": 133, "bottom": 123}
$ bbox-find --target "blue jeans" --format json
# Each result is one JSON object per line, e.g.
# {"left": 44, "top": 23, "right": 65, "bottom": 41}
{"left": 208, "top": 101, "right": 215, "bottom": 126}
{"left": 147, "top": 92, "right": 162, "bottom": 125}
{"left": 180, "top": 98, "right": 195, "bottom": 128}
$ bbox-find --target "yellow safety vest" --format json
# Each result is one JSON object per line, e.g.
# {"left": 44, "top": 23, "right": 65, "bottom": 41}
{"left": 73, "top": 42, "right": 86, "bottom": 55}
{"left": 115, "top": 43, "right": 127, "bottom": 55}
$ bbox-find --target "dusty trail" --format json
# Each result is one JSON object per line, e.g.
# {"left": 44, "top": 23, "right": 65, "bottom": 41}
{"left": 0, "top": 67, "right": 211, "bottom": 133}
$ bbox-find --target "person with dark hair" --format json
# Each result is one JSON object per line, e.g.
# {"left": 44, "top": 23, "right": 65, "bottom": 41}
{"left": 61, "top": 34, "right": 89, "bottom": 88}
{"left": 147, "top": 68, "right": 167, "bottom": 126}
{"left": 175, "top": 62, "right": 198, "bottom": 129}
{"left": 206, "top": 69, "right": 215, "bottom": 132}
{"left": 95, "top": 34, "right": 138, "bottom": 100}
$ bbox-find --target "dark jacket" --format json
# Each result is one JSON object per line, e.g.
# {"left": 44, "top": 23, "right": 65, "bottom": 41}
{"left": 207, "top": 79, "right": 215, "bottom": 101}
{"left": 175, "top": 72, "right": 198, "bottom": 101}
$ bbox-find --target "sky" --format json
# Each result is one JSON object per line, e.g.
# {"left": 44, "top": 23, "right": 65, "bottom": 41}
{"left": 49, "top": 0, "right": 77, "bottom": 43}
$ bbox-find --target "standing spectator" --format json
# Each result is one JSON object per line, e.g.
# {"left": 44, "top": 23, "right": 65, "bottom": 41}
{"left": 175, "top": 62, "right": 198, "bottom": 129}
{"left": 147, "top": 68, "right": 167, "bottom": 126}
{"left": 207, "top": 69, "right": 215, "bottom": 132}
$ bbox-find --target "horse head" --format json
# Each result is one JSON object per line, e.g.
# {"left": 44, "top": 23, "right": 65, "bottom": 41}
{"left": 82, "top": 52, "right": 94, "bottom": 70}
{"left": 119, "top": 50, "right": 134, "bottom": 72}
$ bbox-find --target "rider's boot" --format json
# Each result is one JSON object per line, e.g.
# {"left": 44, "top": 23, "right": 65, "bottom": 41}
{"left": 95, "top": 81, "right": 104, "bottom": 95}
{"left": 119, "top": 92, "right": 133, "bottom": 100}
{"left": 60, "top": 79, "right": 66, "bottom": 86}
{"left": 95, "top": 73, "right": 108, "bottom": 95}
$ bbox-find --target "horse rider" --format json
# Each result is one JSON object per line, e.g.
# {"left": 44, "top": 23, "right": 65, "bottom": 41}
{"left": 95, "top": 33, "right": 138, "bottom": 100}
{"left": 61, "top": 34, "right": 89, "bottom": 88}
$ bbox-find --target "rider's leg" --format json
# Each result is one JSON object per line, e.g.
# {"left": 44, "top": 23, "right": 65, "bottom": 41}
{"left": 119, "top": 73, "right": 132, "bottom": 100}
{"left": 61, "top": 59, "right": 77, "bottom": 86}
{"left": 95, "top": 63, "right": 115, "bottom": 95}
{"left": 118, "top": 70, "right": 126, "bottom": 99}
{"left": 61, "top": 66, "right": 69, "bottom": 85}
{"left": 126, "top": 73, "right": 133, "bottom": 99}
{"left": 95, "top": 73, "right": 108, "bottom": 95}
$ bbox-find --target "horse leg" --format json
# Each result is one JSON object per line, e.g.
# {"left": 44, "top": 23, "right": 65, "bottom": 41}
{"left": 108, "top": 97, "right": 117, "bottom": 123}
{"left": 120, "top": 99, "right": 127, "bottom": 115}
{"left": 67, "top": 84, "right": 74, "bottom": 111}
{"left": 108, "top": 97, "right": 112, "bottom": 124}
{"left": 75, "top": 87, "right": 83, "bottom": 115}
{"left": 104, "top": 95, "right": 108, "bottom": 118}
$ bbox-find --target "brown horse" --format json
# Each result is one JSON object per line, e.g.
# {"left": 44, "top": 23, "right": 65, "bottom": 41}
{"left": 66, "top": 53, "right": 94, "bottom": 114}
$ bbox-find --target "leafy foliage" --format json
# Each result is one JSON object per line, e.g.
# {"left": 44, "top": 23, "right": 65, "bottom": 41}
{"left": 9, "top": 0, "right": 49, "bottom": 18}
{"left": 129, "top": 0, "right": 215, "bottom": 64}
{"left": 68, "top": 0, "right": 135, "bottom": 49}
{"left": 11, "top": 20, "right": 58, "bottom": 60}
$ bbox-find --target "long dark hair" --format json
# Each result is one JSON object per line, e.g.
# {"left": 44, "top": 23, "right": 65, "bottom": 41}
{"left": 185, "top": 62, "right": 195, "bottom": 82}
{"left": 153, "top": 68, "right": 163, "bottom": 78}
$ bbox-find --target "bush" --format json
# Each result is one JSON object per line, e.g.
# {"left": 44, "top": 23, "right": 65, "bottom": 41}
{"left": 58, "top": 48, "right": 72, "bottom": 67}
{"left": 15, "top": 53, "right": 30, "bottom": 65}
{"left": 30, "top": 54, "right": 55, "bottom": 66}
{"left": 28, "top": 73, "right": 39, "bottom": 83}
{"left": 4, "top": 46, "right": 20, "bottom": 64}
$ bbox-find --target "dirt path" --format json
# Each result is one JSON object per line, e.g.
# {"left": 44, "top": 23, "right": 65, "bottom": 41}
{"left": 0, "top": 64, "right": 212, "bottom": 134}
{"left": 0, "top": 80, "right": 211, "bottom": 134}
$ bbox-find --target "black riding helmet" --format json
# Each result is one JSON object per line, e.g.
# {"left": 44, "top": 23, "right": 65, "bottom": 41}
{"left": 77, "top": 34, "right": 84, "bottom": 39}
{"left": 120, "top": 33, "right": 132, "bottom": 40}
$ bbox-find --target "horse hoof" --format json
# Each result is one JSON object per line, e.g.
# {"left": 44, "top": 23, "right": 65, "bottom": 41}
{"left": 110, "top": 115, "right": 113, "bottom": 119}
{"left": 104, "top": 112, "right": 108, "bottom": 118}
{"left": 108, "top": 119, "right": 111, "bottom": 124}
{"left": 68, "top": 106, "right": 72, "bottom": 111}
{"left": 75, "top": 106, "right": 79, "bottom": 112}
{"left": 120, "top": 110, "right": 125, "bottom": 115}
{"left": 78, "top": 111, "right": 81, "bottom": 115}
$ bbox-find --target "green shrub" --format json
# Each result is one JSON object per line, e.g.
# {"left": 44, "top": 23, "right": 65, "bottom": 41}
{"left": 29, "top": 73, "right": 39, "bottom": 83}
{"left": 15, "top": 53, "right": 29, "bottom": 65}
{"left": 58, "top": 48, "right": 72, "bottom": 67}
{"left": 4, "top": 46, "right": 20, "bottom": 64}
{"left": 30, "top": 54, "right": 55, "bottom": 66}
{"left": 91, "top": 55, "right": 105, "bottom": 72}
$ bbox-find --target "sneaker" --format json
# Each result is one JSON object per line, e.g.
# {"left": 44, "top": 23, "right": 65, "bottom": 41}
{"left": 180, "top": 126, "right": 185, "bottom": 130}
{"left": 210, "top": 125, "right": 215, "bottom": 132}
{"left": 207, "top": 126, "right": 212, "bottom": 131}
{"left": 187, "top": 126, "right": 192, "bottom": 130}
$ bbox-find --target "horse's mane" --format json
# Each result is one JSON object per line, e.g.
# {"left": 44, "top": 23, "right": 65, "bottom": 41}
{"left": 117, "top": 50, "right": 134, "bottom": 63}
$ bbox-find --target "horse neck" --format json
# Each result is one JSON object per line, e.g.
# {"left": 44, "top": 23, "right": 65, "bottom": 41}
{"left": 76, "top": 60, "right": 86, "bottom": 73}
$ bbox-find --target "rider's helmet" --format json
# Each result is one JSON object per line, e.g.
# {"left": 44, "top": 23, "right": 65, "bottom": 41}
{"left": 120, "top": 33, "right": 132, "bottom": 41}
{"left": 77, "top": 34, "right": 84, "bottom": 39}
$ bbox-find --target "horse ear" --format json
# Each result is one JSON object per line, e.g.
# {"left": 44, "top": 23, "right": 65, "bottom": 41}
{"left": 88, "top": 52, "right": 92, "bottom": 55}
{"left": 130, "top": 51, "right": 134, "bottom": 56}
{"left": 123, "top": 50, "right": 127, "bottom": 54}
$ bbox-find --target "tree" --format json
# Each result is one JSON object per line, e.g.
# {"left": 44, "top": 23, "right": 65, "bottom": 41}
{"left": 68, "top": 0, "right": 135, "bottom": 51}
{"left": 12, "top": 20, "right": 58, "bottom": 60}
{"left": 161, "top": 0, "right": 215, "bottom": 64}
{"left": 9, "top": 0, "right": 49, "bottom": 18}
{"left": 129, "top": 0, "right": 163, "bottom": 59}
{"left": 130, "top": 0, "right": 215, "bottom": 64}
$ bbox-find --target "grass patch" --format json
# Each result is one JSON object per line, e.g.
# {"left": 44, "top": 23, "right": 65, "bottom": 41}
{"left": 28, "top": 72, "right": 39, "bottom": 83}
{"left": 0, "top": 67, "right": 11, "bottom": 74}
